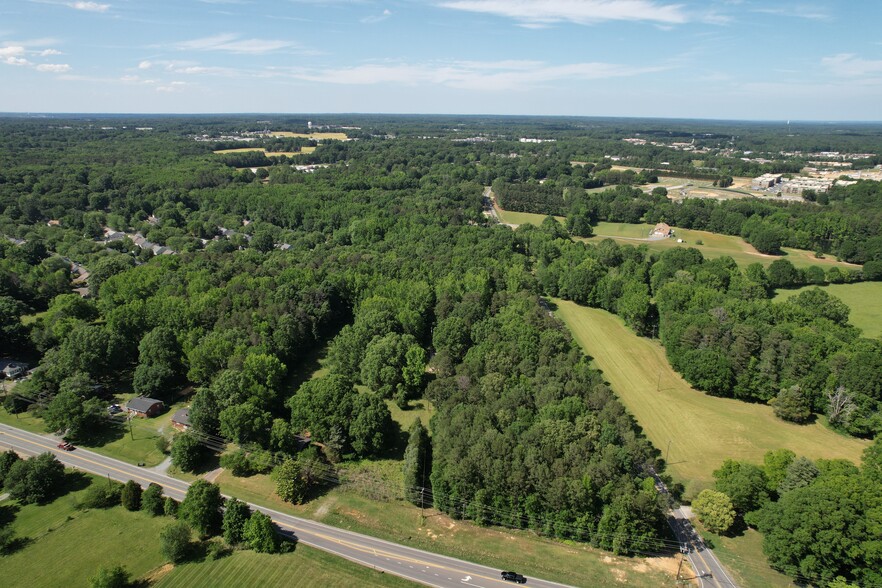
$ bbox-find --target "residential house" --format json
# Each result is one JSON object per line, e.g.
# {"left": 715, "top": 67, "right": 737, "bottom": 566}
{"left": 125, "top": 397, "right": 164, "bottom": 417}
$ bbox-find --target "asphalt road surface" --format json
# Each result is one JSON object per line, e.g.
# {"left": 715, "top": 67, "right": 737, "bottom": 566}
{"left": 649, "top": 468, "right": 738, "bottom": 588}
{"left": 0, "top": 422, "right": 575, "bottom": 588}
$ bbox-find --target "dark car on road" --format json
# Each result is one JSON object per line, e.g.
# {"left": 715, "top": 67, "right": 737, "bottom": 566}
{"left": 57, "top": 442, "right": 74, "bottom": 451}
{"left": 501, "top": 571, "right": 527, "bottom": 584}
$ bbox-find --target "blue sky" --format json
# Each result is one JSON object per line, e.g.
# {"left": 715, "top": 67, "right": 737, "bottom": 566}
{"left": 1, "top": 0, "right": 881, "bottom": 119}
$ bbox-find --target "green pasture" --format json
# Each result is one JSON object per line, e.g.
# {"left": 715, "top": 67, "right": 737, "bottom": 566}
{"left": 0, "top": 475, "right": 169, "bottom": 588}
{"left": 551, "top": 299, "right": 868, "bottom": 493}
{"left": 775, "top": 282, "right": 882, "bottom": 338}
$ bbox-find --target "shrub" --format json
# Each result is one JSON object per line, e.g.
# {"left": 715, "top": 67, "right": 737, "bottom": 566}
{"left": 81, "top": 481, "right": 124, "bottom": 509}
{"left": 120, "top": 480, "right": 142, "bottom": 511}
{"left": 220, "top": 450, "right": 253, "bottom": 477}
{"left": 243, "top": 511, "right": 279, "bottom": 553}
{"left": 160, "top": 521, "right": 192, "bottom": 563}
{"left": 164, "top": 496, "right": 179, "bottom": 517}
{"left": 141, "top": 483, "right": 164, "bottom": 516}
{"left": 89, "top": 564, "right": 129, "bottom": 588}
{"left": 155, "top": 436, "right": 170, "bottom": 454}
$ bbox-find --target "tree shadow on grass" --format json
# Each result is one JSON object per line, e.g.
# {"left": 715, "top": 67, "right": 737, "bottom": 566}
{"left": 61, "top": 470, "right": 92, "bottom": 494}
{"left": 0, "top": 503, "right": 19, "bottom": 526}
{"left": 0, "top": 535, "right": 33, "bottom": 555}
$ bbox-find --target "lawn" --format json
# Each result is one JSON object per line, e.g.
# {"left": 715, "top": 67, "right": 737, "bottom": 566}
{"left": 0, "top": 475, "right": 169, "bottom": 588}
{"left": 0, "top": 474, "right": 415, "bottom": 588}
{"left": 551, "top": 299, "right": 869, "bottom": 494}
{"left": 156, "top": 547, "right": 416, "bottom": 588}
{"left": 495, "top": 209, "right": 565, "bottom": 226}
{"left": 775, "top": 282, "right": 882, "bottom": 339}
{"left": 0, "top": 390, "right": 188, "bottom": 467}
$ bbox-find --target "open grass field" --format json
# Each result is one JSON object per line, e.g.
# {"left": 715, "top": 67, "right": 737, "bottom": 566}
{"left": 0, "top": 474, "right": 414, "bottom": 588}
{"left": 213, "top": 146, "right": 316, "bottom": 156}
{"left": 0, "top": 475, "right": 169, "bottom": 588}
{"left": 156, "top": 545, "right": 416, "bottom": 588}
{"left": 495, "top": 209, "right": 565, "bottom": 226}
{"left": 775, "top": 282, "right": 882, "bottom": 339}
{"left": 551, "top": 299, "right": 869, "bottom": 494}
{"left": 492, "top": 206, "right": 859, "bottom": 270}
{"left": 270, "top": 131, "right": 349, "bottom": 141}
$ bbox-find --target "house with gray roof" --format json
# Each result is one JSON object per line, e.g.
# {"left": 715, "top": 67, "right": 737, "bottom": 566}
{"left": 125, "top": 397, "right": 164, "bottom": 417}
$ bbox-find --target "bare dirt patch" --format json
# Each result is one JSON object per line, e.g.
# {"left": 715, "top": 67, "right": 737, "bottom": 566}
{"left": 142, "top": 563, "right": 174, "bottom": 584}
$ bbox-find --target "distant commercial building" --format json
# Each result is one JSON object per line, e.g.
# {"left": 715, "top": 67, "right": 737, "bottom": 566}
{"left": 751, "top": 174, "right": 783, "bottom": 190}
{"left": 780, "top": 178, "right": 833, "bottom": 195}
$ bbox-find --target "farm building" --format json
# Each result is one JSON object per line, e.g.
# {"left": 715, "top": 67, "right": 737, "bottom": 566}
{"left": 171, "top": 408, "right": 191, "bottom": 431}
{"left": 650, "top": 223, "right": 673, "bottom": 238}
{"left": 126, "top": 397, "right": 164, "bottom": 417}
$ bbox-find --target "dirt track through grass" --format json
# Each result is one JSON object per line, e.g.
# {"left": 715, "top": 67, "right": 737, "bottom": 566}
{"left": 552, "top": 299, "right": 869, "bottom": 493}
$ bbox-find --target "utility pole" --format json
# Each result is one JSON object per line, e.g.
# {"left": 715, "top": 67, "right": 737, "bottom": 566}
{"left": 675, "top": 551, "right": 684, "bottom": 583}
{"left": 127, "top": 413, "right": 134, "bottom": 440}
{"left": 666, "top": 440, "right": 671, "bottom": 465}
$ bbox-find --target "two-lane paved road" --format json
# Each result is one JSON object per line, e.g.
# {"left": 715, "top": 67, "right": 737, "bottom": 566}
{"left": 0, "top": 423, "right": 574, "bottom": 588}
{"left": 648, "top": 468, "right": 737, "bottom": 588}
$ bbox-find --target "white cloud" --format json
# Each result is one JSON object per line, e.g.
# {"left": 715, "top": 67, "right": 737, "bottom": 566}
{"left": 752, "top": 6, "right": 830, "bottom": 21}
{"left": 68, "top": 2, "right": 111, "bottom": 12}
{"left": 284, "top": 59, "right": 667, "bottom": 91}
{"left": 821, "top": 53, "right": 882, "bottom": 78}
{"left": 362, "top": 8, "right": 392, "bottom": 23}
{"left": 175, "top": 33, "right": 295, "bottom": 54}
{"left": 0, "top": 46, "right": 26, "bottom": 58}
{"left": 138, "top": 60, "right": 152, "bottom": 69}
{"left": 36, "top": 63, "right": 71, "bottom": 73}
{"left": 156, "top": 81, "right": 187, "bottom": 93}
{"left": 39, "top": 49, "right": 63, "bottom": 56}
{"left": 438, "top": 0, "right": 689, "bottom": 26}
{"left": 4, "top": 56, "right": 31, "bottom": 66}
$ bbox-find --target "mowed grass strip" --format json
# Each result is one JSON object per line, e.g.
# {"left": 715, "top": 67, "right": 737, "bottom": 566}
{"left": 155, "top": 546, "right": 417, "bottom": 588}
{"left": 552, "top": 299, "right": 869, "bottom": 493}
{"left": 775, "top": 282, "right": 882, "bottom": 339}
{"left": 495, "top": 209, "right": 565, "bottom": 226}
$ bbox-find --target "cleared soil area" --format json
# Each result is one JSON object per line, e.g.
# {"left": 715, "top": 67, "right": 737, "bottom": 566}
{"left": 775, "top": 281, "right": 882, "bottom": 338}
{"left": 551, "top": 299, "right": 869, "bottom": 494}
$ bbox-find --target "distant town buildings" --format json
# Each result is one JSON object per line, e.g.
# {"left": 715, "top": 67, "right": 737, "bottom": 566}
{"left": 751, "top": 174, "right": 784, "bottom": 190}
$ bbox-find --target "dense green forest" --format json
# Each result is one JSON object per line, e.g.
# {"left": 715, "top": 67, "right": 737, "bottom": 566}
{"left": 1, "top": 115, "right": 881, "bottom": 584}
